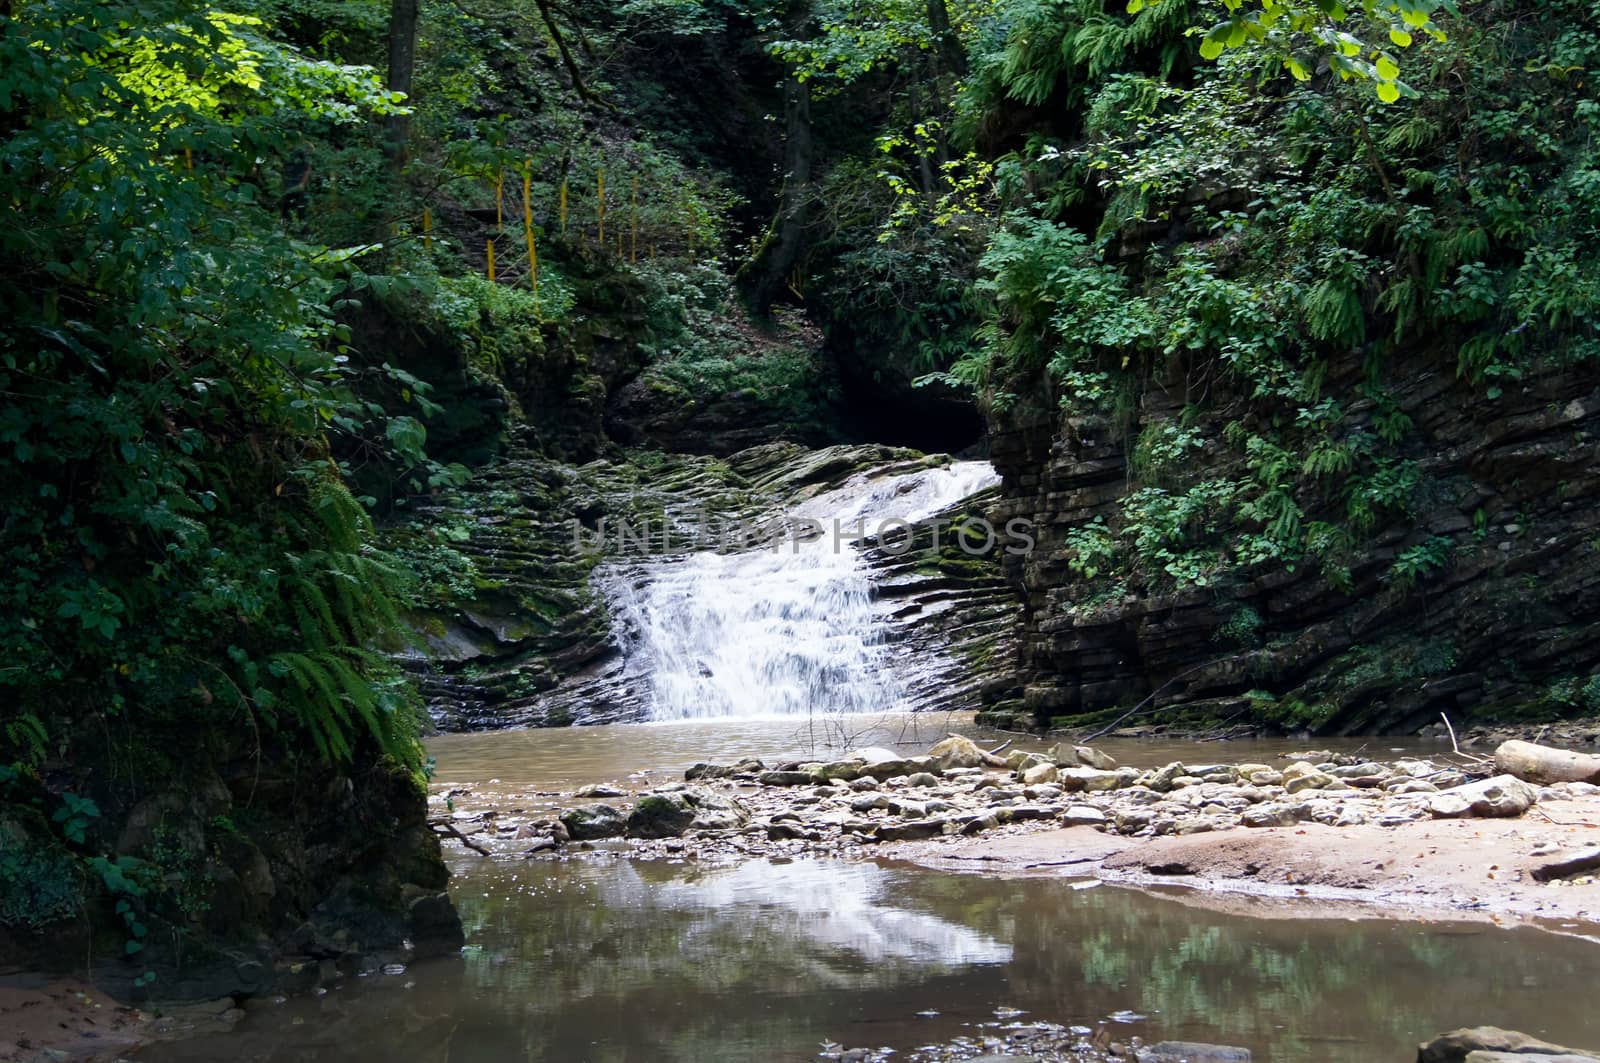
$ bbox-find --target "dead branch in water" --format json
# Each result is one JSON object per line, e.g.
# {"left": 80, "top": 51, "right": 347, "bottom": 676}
{"left": 1439, "top": 712, "right": 1494, "bottom": 770}
{"left": 430, "top": 819, "right": 491, "bottom": 856}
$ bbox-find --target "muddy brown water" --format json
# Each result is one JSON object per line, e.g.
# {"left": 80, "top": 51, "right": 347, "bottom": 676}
{"left": 138, "top": 715, "right": 1600, "bottom": 1063}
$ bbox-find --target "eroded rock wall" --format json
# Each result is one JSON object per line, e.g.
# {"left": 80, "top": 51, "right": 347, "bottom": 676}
{"left": 985, "top": 354, "right": 1600, "bottom": 735}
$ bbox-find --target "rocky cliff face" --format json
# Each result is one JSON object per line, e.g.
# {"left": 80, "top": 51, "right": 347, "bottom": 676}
{"left": 984, "top": 354, "right": 1600, "bottom": 736}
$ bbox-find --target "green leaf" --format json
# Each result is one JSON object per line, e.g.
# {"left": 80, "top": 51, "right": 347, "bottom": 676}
{"left": 1375, "top": 54, "right": 1400, "bottom": 79}
{"left": 1376, "top": 79, "right": 1401, "bottom": 102}
{"left": 1389, "top": 28, "right": 1414, "bottom": 47}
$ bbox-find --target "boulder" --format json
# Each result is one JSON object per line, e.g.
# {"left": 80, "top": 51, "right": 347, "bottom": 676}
{"left": 626, "top": 793, "right": 696, "bottom": 838}
{"left": 1495, "top": 740, "right": 1600, "bottom": 785}
{"left": 559, "top": 803, "right": 626, "bottom": 841}
{"left": 1148, "top": 762, "right": 1185, "bottom": 793}
{"left": 1058, "top": 767, "right": 1123, "bottom": 792}
{"left": 758, "top": 770, "right": 816, "bottom": 787}
{"left": 1060, "top": 805, "right": 1108, "bottom": 827}
{"left": 815, "top": 761, "right": 862, "bottom": 782}
{"left": 1241, "top": 804, "right": 1302, "bottom": 828}
{"left": 1284, "top": 770, "right": 1338, "bottom": 794}
{"left": 681, "top": 788, "right": 751, "bottom": 831}
{"left": 685, "top": 758, "right": 763, "bottom": 781}
{"left": 1429, "top": 794, "right": 1474, "bottom": 819}
{"left": 1446, "top": 775, "right": 1540, "bottom": 817}
{"left": 1021, "top": 763, "right": 1060, "bottom": 785}
{"left": 1007, "top": 750, "right": 1052, "bottom": 773}
{"left": 1418, "top": 1027, "right": 1599, "bottom": 1063}
{"left": 574, "top": 783, "right": 627, "bottom": 798}
{"left": 928, "top": 735, "right": 991, "bottom": 769}
{"left": 875, "top": 819, "right": 947, "bottom": 842}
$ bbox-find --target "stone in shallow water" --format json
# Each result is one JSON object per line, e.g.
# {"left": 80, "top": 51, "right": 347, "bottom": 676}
{"left": 1418, "top": 1026, "right": 1600, "bottom": 1063}
{"left": 559, "top": 803, "right": 626, "bottom": 840}
{"left": 626, "top": 793, "right": 696, "bottom": 838}
{"left": 1136, "top": 1042, "right": 1252, "bottom": 1062}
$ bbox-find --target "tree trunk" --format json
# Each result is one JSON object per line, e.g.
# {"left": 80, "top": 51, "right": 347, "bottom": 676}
{"left": 1495, "top": 739, "right": 1600, "bottom": 785}
{"left": 737, "top": 64, "right": 813, "bottom": 316}
{"left": 385, "top": 0, "right": 419, "bottom": 171}
{"left": 925, "top": 0, "right": 966, "bottom": 77}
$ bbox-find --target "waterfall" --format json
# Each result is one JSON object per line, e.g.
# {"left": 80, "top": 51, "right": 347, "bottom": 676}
{"left": 604, "top": 462, "right": 1000, "bottom": 721}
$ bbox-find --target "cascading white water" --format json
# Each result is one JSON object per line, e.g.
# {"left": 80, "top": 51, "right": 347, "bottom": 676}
{"left": 604, "top": 462, "right": 1000, "bottom": 721}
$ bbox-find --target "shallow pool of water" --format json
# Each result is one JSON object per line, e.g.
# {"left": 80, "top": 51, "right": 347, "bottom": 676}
{"left": 139, "top": 719, "right": 1571, "bottom": 1062}
{"left": 141, "top": 852, "right": 1600, "bottom": 1063}
{"left": 422, "top": 711, "right": 1456, "bottom": 792}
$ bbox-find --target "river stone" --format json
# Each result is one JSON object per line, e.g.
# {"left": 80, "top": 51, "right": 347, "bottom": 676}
{"left": 850, "top": 794, "right": 890, "bottom": 812}
{"left": 1390, "top": 779, "right": 1440, "bottom": 794}
{"left": 928, "top": 735, "right": 986, "bottom": 769}
{"left": 759, "top": 770, "right": 816, "bottom": 787}
{"left": 1241, "top": 804, "right": 1301, "bottom": 828}
{"left": 1021, "top": 763, "right": 1060, "bottom": 785}
{"left": 960, "top": 814, "right": 999, "bottom": 835}
{"left": 1136, "top": 1043, "right": 1252, "bottom": 1062}
{"left": 1148, "top": 762, "right": 1185, "bottom": 793}
{"left": 573, "top": 783, "right": 627, "bottom": 798}
{"left": 1284, "top": 769, "right": 1338, "bottom": 794}
{"left": 875, "top": 818, "right": 946, "bottom": 841}
{"left": 766, "top": 821, "right": 815, "bottom": 841}
{"left": 559, "top": 804, "right": 626, "bottom": 841}
{"left": 626, "top": 793, "right": 697, "bottom": 838}
{"left": 685, "top": 758, "right": 764, "bottom": 781}
{"left": 1061, "top": 805, "right": 1108, "bottom": 827}
{"left": 904, "top": 772, "right": 940, "bottom": 787}
{"left": 682, "top": 788, "right": 751, "bottom": 830}
{"left": 815, "top": 761, "right": 862, "bottom": 782}
{"left": 1115, "top": 809, "right": 1154, "bottom": 834}
{"left": 847, "top": 776, "right": 879, "bottom": 791}
{"left": 1447, "top": 774, "right": 1540, "bottom": 817}
{"left": 1429, "top": 794, "right": 1474, "bottom": 819}
{"left": 1058, "top": 767, "right": 1122, "bottom": 792}
{"left": 889, "top": 799, "right": 927, "bottom": 818}
{"left": 1008, "top": 750, "right": 1051, "bottom": 772}
{"left": 1418, "top": 1027, "right": 1599, "bottom": 1063}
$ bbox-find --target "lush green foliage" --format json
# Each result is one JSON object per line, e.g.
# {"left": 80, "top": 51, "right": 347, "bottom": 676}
{"left": 0, "top": 0, "right": 453, "bottom": 947}
{"left": 936, "top": 0, "right": 1600, "bottom": 599}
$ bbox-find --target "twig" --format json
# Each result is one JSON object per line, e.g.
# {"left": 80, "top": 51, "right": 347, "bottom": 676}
{"left": 985, "top": 739, "right": 1013, "bottom": 756}
{"left": 430, "top": 819, "right": 491, "bottom": 856}
{"left": 1534, "top": 807, "right": 1600, "bottom": 828}
{"left": 1439, "top": 712, "right": 1494, "bottom": 768}
{"left": 1441, "top": 712, "right": 1463, "bottom": 755}
{"left": 1080, "top": 653, "right": 1253, "bottom": 743}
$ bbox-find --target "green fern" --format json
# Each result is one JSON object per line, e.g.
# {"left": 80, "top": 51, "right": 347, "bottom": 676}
{"left": 2, "top": 714, "right": 48, "bottom": 769}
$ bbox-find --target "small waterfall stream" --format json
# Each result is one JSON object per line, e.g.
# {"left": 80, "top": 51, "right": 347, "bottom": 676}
{"left": 604, "top": 462, "right": 1000, "bottom": 721}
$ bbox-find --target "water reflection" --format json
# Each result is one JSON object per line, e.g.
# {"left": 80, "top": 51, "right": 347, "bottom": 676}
{"left": 139, "top": 857, "right": 1600, "bottom": 1063}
